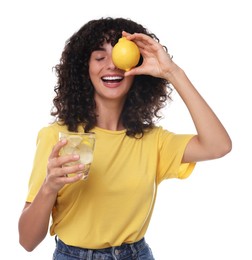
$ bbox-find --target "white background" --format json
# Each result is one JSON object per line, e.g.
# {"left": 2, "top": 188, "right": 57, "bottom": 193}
{"left": 0, "top": 0, "right": 251, "bottom": 259}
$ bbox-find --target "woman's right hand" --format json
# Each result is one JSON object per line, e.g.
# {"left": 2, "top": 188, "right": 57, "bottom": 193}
{"left": 18, "top": 138, "right": 85, "bottom": 252}
{"left": 45, "top": 138, "right": 85, "bottom": 193}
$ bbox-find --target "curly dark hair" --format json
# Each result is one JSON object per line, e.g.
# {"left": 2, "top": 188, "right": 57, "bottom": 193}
{"left": 51, "top": 17, "right": 172, "bottom": 137}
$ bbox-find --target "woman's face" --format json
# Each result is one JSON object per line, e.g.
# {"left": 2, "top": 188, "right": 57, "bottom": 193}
{"left": 89, "top": 42, "right": 135, "bottom": 104}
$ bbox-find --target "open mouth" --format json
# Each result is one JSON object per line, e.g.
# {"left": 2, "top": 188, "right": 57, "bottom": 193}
{"left": 101, "top": 76, "right": 124, "bottom": 83}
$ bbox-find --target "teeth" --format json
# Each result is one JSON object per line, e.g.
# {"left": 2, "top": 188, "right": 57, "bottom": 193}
{"left": 102, "top": 76, "right": 123, "bottom": 81}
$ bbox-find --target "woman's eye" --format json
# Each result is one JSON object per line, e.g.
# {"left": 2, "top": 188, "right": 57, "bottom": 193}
{"left": 96, "top": 57, "right": 105, "bottom": 61}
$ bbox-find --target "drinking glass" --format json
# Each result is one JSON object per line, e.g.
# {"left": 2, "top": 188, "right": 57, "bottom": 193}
{"left": 59, "top": 131, "right": 95, "bottom": 180}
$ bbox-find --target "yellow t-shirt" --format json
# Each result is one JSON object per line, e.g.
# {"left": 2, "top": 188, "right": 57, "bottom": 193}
{"left": 26, "top": 122, "right": 195, "bottom": 249}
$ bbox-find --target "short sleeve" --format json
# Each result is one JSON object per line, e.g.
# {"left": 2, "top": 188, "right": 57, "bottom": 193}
{"left": 26, "top": 126, "right": 58, "bottom": 202}
{"left": 157, "top": 129, "right": 196, "bottom": 184}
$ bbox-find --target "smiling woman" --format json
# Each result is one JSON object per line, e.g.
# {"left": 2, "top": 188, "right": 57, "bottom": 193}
{"left": 50, "top": 17, "right": 170, "bottom": 136}
{"left": 89, "top": 42, "right": 135, "bottom": 114}
{"left": 18, "top": 17, "right": 231, "bottom": 260}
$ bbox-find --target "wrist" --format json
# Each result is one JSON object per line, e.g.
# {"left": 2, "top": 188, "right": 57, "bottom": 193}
{"left": 164, "top": 65, "right": 186, "bottom": 84}
{"left": 40, "top": 180, "right": 58, "bottom": 201}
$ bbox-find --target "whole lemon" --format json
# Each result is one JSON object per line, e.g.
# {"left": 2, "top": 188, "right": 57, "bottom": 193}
{"left": 112, "top": 37, "right": 140, "bottom": 71}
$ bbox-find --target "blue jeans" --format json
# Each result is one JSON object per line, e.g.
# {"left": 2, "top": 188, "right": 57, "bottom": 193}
{"left": 53, "top": 237, "right": 155, "bottom": 260}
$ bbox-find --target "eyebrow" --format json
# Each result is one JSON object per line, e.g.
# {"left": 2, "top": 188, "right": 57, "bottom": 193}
{"left": 93, "top": 47, "right": 106, "bottom": 52}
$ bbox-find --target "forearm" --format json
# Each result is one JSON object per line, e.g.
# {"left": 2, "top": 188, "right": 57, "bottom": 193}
{"left": 18, "top": 183, "right": 57, "bottom": 252}
{"left": 166, "top": 65, "right": 232, "bottom": 160}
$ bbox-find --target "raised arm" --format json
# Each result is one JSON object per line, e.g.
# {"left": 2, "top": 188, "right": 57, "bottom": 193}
{"left": 124, "top": 32, "right": 232, "bottom": 163}
{"left": 163, "top": 67, "right": 232, "bottom": 163}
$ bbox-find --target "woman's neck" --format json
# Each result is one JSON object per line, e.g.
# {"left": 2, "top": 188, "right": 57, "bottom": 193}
{"left": 95, "top": 100, "right": 125, "bottom": 131}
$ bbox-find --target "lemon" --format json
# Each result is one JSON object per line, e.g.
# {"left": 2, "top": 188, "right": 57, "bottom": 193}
{"left": 112, "top": 37, "right": 140, "bottom": 71}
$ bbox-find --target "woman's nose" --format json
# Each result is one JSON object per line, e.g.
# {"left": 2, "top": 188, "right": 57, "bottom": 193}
{"left": 107, "top": 56, "right": 117, "bottom": 70}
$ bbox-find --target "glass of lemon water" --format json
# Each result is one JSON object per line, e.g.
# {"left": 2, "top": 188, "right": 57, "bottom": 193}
{"left": 59, "top": 132, "right": 95, "bottom": 180}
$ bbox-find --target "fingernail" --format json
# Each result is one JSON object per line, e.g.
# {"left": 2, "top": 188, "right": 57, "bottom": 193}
{"left": 61, "top": 139, "right": 67, "bottom": 144}
{"left": 78, "top": 164, "right": 84, "bottom": 169}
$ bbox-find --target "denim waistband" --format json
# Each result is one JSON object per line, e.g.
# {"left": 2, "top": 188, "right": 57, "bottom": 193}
{"left": 55, "top": 237, "right": 147, "bottom": 259}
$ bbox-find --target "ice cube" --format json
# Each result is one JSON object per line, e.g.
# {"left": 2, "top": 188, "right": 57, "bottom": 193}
{"left": 79, "top": 144, "right": 93, "bottom": 164}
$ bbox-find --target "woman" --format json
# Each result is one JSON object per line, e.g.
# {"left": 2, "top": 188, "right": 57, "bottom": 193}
{"left": 18, "top": 17, "right": 232, "bottom": 259}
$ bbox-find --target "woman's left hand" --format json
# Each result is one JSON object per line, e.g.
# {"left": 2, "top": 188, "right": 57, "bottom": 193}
{"left": 122, "top": 31, "right": 177, "bottom": 80}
